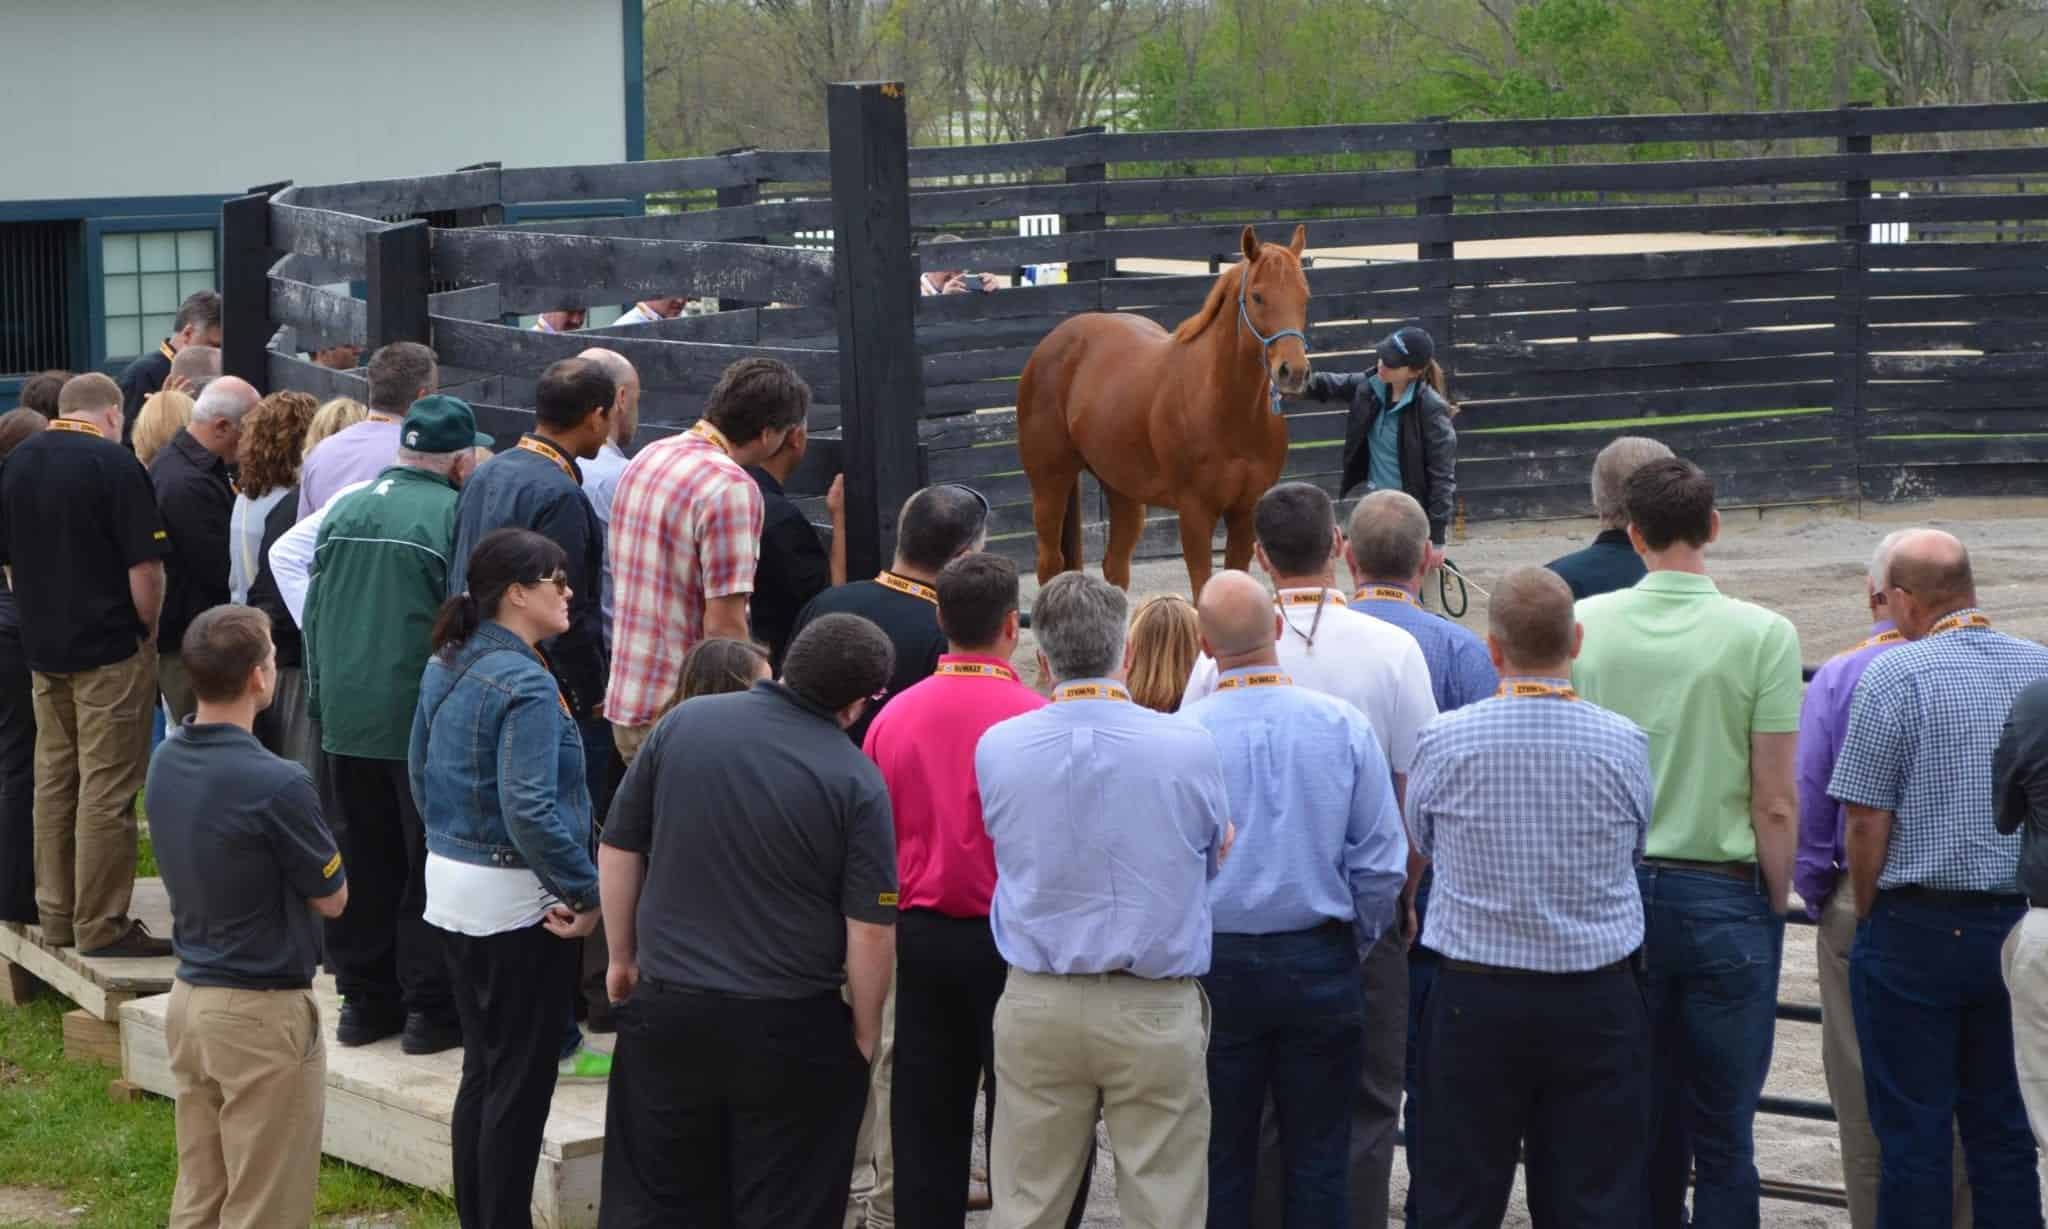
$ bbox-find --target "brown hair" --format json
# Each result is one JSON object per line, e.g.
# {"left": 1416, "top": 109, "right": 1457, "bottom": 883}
{"left": 18, "top": 371, "right": 68, "bottom": 418}
{"left": 181, "top": 605, "right": 274, "bottom": 702}
{"left": 702, "top": 357, "right": 810, "bottom": 445}
{"left": 1126, "top": 594, "right": 1201, "bottom": 714}
{"left": 658, "top": 638, "right": 770, "bottom": 721}
{"left": 132, "top": 389, "right": 193, "bottom": 466}
{"left": 0, "top": 409, "right": 47, "bottom": 461}
{"left": 1488, "top": 567, "right": 1576, "bottom": 669}
{"left": 57, "top": 372, "right": 121, "bottom": 418}
{"left": 1623, "top": 458, "right": 1715, "bottom": 552}
{"left": 1419, "top": 359, "right": 1459, "bottom": 417}
{"left": 237, "top": 392, "right": 319, "bottom": 499}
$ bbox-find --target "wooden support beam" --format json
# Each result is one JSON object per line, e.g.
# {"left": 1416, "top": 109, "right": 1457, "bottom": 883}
{"left": 0, "top": 956, "right": 40, "bottom": 1006}
{"left": 829, "top": 82, "right": 927, "bottom": 578}
{"left": 221, "top": 190, "right": 277, "bottom": 391}
{"left": 64, "top": 1008, "right": 123, "bottom": 1067}
{"left": 1062, "top": 125, "right": 1108, "bottom": 286}
{"left": 367, "top": 219, "right": 432, "bottom": 352}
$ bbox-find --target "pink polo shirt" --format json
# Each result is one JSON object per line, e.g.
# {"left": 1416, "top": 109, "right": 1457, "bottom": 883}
{"left": 863, "top": 652, "right": 1046, "bottom": 918}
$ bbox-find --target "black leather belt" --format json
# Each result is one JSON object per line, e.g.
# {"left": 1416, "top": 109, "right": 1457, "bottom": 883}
{"left": 1641, "top": 857, "right": 1756, "bottom": 882}
{"left": 1883, "top": 886, "right": 2027, "bottom": 909}
{"left": 1442, "top": 957, "right": 1633, "bottom": 977}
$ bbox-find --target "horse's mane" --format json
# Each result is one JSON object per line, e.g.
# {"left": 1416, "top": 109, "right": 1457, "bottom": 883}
{"left": 1170, "top": 256, "right": 1248, "bottom": 345}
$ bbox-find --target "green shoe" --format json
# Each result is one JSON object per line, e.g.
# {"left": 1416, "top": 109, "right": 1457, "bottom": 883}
{"left": 557, "top": 1044, "right": 612, "bottom": 1083}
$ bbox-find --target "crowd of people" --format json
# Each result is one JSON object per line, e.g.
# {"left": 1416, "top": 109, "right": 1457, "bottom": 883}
{"left": 6, "top": 287, "right": 2048, "bottom": 1229}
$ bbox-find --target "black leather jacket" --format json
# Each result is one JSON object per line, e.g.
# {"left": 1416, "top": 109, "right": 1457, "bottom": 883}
{"left": 1302, "top": 372, "right": 1459, "bottom": 545}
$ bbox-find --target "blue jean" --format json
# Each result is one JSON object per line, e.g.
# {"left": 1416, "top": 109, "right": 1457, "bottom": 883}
{"left": 1204, "top": 924, "right": 1364, "bottom": 1229}
{"left": 1636, "top": 865, "right": 1784, "bottom": 1229}
{"left": 1852, "top": 893, "right": 2041, "bottom": 1229}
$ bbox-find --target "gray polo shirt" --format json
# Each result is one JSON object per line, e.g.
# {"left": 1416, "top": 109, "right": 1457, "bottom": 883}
{"left": 148, "top": 722, "right": 345, "bottom": 989}
{"left": 603, "top": 681, "right": 897, "bottom": 999}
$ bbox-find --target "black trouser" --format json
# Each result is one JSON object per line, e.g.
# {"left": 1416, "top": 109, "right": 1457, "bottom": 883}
{"left": 0, "top": 613, "right": 34, "bottom": 924}
{"left": 891, "top": 908, "right": 1092, "bottom": 1229}
{"left": 323, "top": 754, "right": 451, "bottom": 1022}
{"left": 600, "top": 980, "right": 869, "bottom": 1229}
{"left": 1413, "top": 961, "right": 1650, "bottom": 1229}
{"left": 445, "top": 923, "right": 578, "bottom": 1229}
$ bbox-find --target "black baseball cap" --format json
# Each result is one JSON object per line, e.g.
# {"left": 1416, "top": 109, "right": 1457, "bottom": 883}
{"left": 1376, "top": 326, "right": 1435, "bottom": 370}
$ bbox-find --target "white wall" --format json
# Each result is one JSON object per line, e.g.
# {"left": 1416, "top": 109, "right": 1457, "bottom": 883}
{"left": 3, "top": 0, "right": 628, "bottom": 203}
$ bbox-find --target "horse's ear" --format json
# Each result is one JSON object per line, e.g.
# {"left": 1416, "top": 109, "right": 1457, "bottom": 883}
{"left": 1240, "top": 225, "right": 1260, "bottom": 264}
{"left": 1289, "top": 224, "right": 1307, "bottom": 257}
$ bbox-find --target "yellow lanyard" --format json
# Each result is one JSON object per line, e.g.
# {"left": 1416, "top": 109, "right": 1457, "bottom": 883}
{"left": 1277, "top": 590, "right": 1341, "bottom": 609}
{"left": 1216, "top": 671, "right": 1292, "bottom": 691}
{"left": 1848, "top": 628, "right": 1905, "bottom": 653}
{"left": 1929, "top": 611, "right": 1991, "bottom": 636}
{"left": 936, "top": 661, "right": 1019, "bottom": 683}
{"left": 1498, "top": 680, "right": 1580, "bottom": 701}
{"left": 533, "top": 647, "right": 574, "bottom": 716}
{"left": 366, "top": 411, "right": 400, "bottom": 425}
{"left": 875, "top": 571, "right": 938, "bottom": 604}
{"left": 1354, "top": 585, "right": 1416, "bottom": 606}
{"left": 517, "top": 436, "right": 577, "bottom": 481}
{"left": 1053, "top": 683, "right": 1131, "bottom": 704}
{"left": 691, "top": 421, "right": 734, "bottom": 455}
{"left": 48, "top": 418, "right": 102, "bottom": 437}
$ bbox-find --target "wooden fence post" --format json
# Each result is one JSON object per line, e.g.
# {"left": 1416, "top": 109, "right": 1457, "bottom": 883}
{"left": 1838, "top": 102, "right": 1873, "bottom": 502}
{"left": 1414, "top": 118, "right": 1455, "bottom": 384}
{"left": 715, "top": 145, "right": 763, "bottom": 311}
{"left": 220, "top": 190, "right": 276, "bottom": 391}
{"left": 828, "top": 82, "right": 926, "bottom": 579}
{"left": 452, "top": 161, "right": 504, "bottom": 229}
{"left": 366, "top": 219, "right": 432, "bottom": 352}
{"left": 1063, "top": 125, "right": 1108, "bottom": 289}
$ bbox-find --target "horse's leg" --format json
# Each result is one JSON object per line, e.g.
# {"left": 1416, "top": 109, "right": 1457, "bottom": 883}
{"left": 1101, "top": 485, "right": 1145, "bottom": 591}
{"left": 1028, "top": 465, "right": 1083, "bottom": 584}
{"left": 1176, "top": 501, "right": 1220, "bottom": 598}
{"left": 1222, "top": 502, "right": 1258, "bottom": 574}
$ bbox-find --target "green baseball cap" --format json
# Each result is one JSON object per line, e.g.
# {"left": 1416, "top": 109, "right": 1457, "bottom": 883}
{"left": 400, "top": 395, "right": 494, "bottom": 454}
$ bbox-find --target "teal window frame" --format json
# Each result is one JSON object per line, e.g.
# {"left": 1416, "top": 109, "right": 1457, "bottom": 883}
{"left": 86, "top": 214, "right": 220, "bottom": 371}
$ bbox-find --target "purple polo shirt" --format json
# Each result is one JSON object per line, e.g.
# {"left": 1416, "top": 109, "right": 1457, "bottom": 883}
{"left": 1794, "top": 619, "right": 1902, "bottom": 915}
{"left": 297, "top": 418, "right": 403, "bottom": 519}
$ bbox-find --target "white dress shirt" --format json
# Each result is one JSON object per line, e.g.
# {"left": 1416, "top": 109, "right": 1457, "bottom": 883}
{"left": 269, "top": 479, "right": 372, "bottom": 626}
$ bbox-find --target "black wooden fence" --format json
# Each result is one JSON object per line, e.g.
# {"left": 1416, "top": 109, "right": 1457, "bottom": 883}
{"left": 222, "top": 94, "right": 2048, "bottom": 570}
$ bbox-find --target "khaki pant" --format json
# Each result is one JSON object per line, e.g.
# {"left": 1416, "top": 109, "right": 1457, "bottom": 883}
{"left": 158, "top": 652, "right": 197, "bottom": 725}
{"left": 1819, "top": 888, "right": 1972, "bottom": 1229}
{"left": 2002, "top": 908, "right": 2048, "bottom": 1184}
{"left": 31, "top": 646, "right": 155, "bottom": 950}
{"left": 612, "top": 721, "right": 651, "bottom": 765}
{"left": 849, "top": 976, "right": 897, "bottom": 1229}
{"left": 166, "top": 980, "right": 326, "bottom": 1229}
{"left": 990, "top": 969, "right": 1210, "bottom": 1229}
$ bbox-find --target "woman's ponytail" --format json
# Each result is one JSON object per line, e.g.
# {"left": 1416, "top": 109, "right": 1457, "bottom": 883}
{"left": 430, "top": 592, "right": 481, "bottom": 658}
{"left": 1422, "top": 358, "right": 1460, "bottom": 418}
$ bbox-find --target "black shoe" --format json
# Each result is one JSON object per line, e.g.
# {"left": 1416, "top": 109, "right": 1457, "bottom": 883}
{"left": 335, "top": 999, "right": 404, "bottom": 1047}
{"left": 585, "top": 1003, "right": 617, "bottom": 1035}
{"left": 79, "top": 920, "right": 172, "bottom": 959}
{"left": 400, "top": 1012, "right": 463, "bottom": 1055}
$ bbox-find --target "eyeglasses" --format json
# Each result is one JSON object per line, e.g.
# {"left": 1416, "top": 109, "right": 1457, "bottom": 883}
{"left": 529, "top": 571, "right": 569, "bottom": 593}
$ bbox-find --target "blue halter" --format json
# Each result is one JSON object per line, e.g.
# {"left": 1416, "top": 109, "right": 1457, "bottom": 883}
{"left": 1236, "top": 263, "right": 1310, "bottom": 416}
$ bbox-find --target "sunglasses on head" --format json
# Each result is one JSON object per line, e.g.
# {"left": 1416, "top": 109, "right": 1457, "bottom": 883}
{"left": 945, "top": 483, "right": 991, "bottom": 529}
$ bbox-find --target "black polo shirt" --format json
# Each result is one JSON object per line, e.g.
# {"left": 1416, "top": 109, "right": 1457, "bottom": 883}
{"left": 790, "top": 574, "right": 946, "bottom": 745}
{"left": 151, "top": 429, "right": 234, "bottom": 656}
{"left": 743, "top": 465, "right": 832, "bottom": 671}
{"left": 117, "top": 341, "right": 174, "bottom": 447}
{"left": 1544, "top": 528, "right": 1647, "bottom": 601}
{"left": 603, "top": 681, "right": 896, "bottom": 999}
{"left": 0, "top": 423, "right": 170, "bottom": 673}
{"left": 148, "top": 721, "right": 345, "bottom": 989}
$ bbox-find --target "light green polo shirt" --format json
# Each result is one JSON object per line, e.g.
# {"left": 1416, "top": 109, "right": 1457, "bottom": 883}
{"left": 1570, "top": 570, "right": 1802, "bottom": 862}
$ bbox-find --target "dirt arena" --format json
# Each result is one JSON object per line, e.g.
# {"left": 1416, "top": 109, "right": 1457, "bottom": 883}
{"left": 979, "top": 498, "right": 2048, "bottom": 1228}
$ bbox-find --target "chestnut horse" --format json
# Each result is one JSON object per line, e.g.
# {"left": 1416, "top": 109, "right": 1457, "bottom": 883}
{"left": 1017, "top": 223, "right": 1311, "bottom": 596}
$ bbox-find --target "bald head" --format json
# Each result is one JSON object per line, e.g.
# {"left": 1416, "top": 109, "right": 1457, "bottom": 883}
{"left": 578, "top": 347, "right": 640, "bottom": 444}
{"left": 191, "top": 376, "right": 258, "bottom": 424}
{"left": 169, "top": 344, "right": 220, "bottom": 390}
{"left": 1886, "top": 529, "right": 1975, "bottom": 630}
{"left": 1198, "top": 570, "right": 1280, "bottom": 662}
{"left": 1487, "top": 567, "right": 1579, "bottom": 673}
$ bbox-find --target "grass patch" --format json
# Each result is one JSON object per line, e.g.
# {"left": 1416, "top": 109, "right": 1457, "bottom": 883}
{"left": 0, "top": 995, "right": 455, "bottom": 1228}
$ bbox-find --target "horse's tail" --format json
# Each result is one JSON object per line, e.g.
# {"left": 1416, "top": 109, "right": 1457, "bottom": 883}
{"left": 1062, "top": 475, "right": 1083, "bottom": 570}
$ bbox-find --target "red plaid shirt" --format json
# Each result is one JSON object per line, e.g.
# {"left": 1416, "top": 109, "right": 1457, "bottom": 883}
{"left": 604, "top": 431, "right": 763, "bottom": 728}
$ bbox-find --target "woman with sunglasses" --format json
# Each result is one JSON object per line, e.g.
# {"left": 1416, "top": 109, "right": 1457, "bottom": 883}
{"left": 1299, "top": 325, "right": 1460, "bottom": 599}
{"left": 409, "top": 527, "right": 602, "bottom": 1229}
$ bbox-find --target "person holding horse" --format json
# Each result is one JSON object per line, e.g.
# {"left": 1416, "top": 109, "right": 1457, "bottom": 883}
{"left": 1298, "top": 324, "right": 1458, "bottom": 557}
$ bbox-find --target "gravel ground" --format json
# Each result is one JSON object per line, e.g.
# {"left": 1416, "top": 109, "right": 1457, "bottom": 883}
{"left": 963, "top": 498, "right": 2048, "bottom": 1228}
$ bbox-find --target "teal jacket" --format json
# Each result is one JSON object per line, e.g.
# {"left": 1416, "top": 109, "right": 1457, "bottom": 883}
{"left": 305, "top": 465, "right": 459, "bottom": 761}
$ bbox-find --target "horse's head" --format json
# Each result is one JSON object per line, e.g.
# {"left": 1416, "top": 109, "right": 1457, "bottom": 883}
{"left": 1239, "top": 223, "right": 1311, "bottom": 397}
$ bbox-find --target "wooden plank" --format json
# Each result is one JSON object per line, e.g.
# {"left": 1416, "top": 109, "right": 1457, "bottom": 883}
{"left": 1455, "top": 298, "right": 1842, "bottom": 345}
{"left": 367, "top": 220, "right": 431, "bottom": 351}
{"left": 430, "top": 229, "right": 836, "bottom": 312}
{"left": 1453, "top": 270, "right": 1841, "bottom": 315}
{"left": 1865, "top": 193, "right": 2048, "bottom": 225}
{"left": 494, "top": 200, "right": 836, "bottom": 244}
{"left": 431, "top": 318, "right": 840, "bottom": 402}
{"left": 1454, "top": 354, "right": 1838, "bottom": 400}
{"left": 917, "top": 280, "right": 1107, "bottom": 324}
{"left": 1861, "top": 461, "right": 2048, "bottom": 502}
{"left": 1867, "top": 321, "right": 2048, "bottom": 352}
{"left": 1445, "top": 199, "right": 1856, "bottom": 245}
{"left": 289, "top": 168, "right": 502, "bottom": 220}
{"left": 1865, "top": 268, "right": 2048, "bottom": 297}
{"left": 269, "top": 277, "right": 367, "bottom": 348}
{"left": 1860, "top": 436, "right": 2048, "bottom": 466}
{"left": 64, "top": 1008, "right": 124, "bottom": 1067}
{"left": 269, "top": 352, "right": 371, "bottom": 403}
{"left": 1865, "top": 293, "right": 2048, "bottom": 325}
{"left": 269, "top": 203, "right": 377, "bottom": 279}
{"left": 426, "top": 283, "right": 503, "bottom": 322}
{"left": 1863, "top": 381, "right": 2048, "bottom": 411}
{"left": 934, "top": 214, "right": 1424, "bottom": 275}
{"left": 0, "top": 881, "right": 176, "bottom": 1019}
{"left": 1, "top": 957, "right": 41, "bottom": 1005}
{"left": 925, "top": 346, "right": 1037, "bottom": 386}
{"left": 222, "top": 192, "right": 276, "bottom": 391}
{"left": 1457, "top": 328, "right": 1837, "bottom": 374}
{"left": 1865, "top": 408, "right": 2048, "bottom": 434}
{"left": 1450, "top": 242, "right": 1845, "bottom": 288}
{"left": 1867, "top": 353, "right": 2048, "bottom": 382}
{"left": 1457, "top": 386, "right": 1839, "bottom": 432}
{"left": 910, "top": 132, "right": 1099, "bottom": 179}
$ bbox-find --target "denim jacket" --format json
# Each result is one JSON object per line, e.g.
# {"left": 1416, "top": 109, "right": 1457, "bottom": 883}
{"left": 408, "top": 620, "right": 598, "bottom": 912}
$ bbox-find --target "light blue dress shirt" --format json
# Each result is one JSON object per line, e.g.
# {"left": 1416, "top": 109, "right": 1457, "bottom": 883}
{"left": 1182, "top": 668, "right": 1408, "bottom": 948}
{"left": 977, "top": 679, "right": 1230, "bottom": 979}
{"left": 1350, "top": 586, "right": 1499, "bottom": 712}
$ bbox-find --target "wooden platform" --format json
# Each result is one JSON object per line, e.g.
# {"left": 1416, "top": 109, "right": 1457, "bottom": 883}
{"left": 0, "top": 878, "right": 177, "bottom": 1025}
{"left": 121, "top": 977, "right": 609, "bottom": 1229}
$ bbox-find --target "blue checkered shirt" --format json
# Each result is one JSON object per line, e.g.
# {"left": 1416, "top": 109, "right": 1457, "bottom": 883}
{"left": 1829, "top": 614, "right": 2048, "bottom": 893}
{"left": 1350, "top": 587, "right": 1499, "bottom": 712}
{"left": 1407, "top": 680, "right": 1653, "bottom": 971}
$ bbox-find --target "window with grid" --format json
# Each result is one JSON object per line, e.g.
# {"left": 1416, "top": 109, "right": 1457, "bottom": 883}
{"left": 101, "top": 230, "right": 215, "bottom": 362}
{"left": 0, "top": 221, "right": 77, "bottom": 377}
